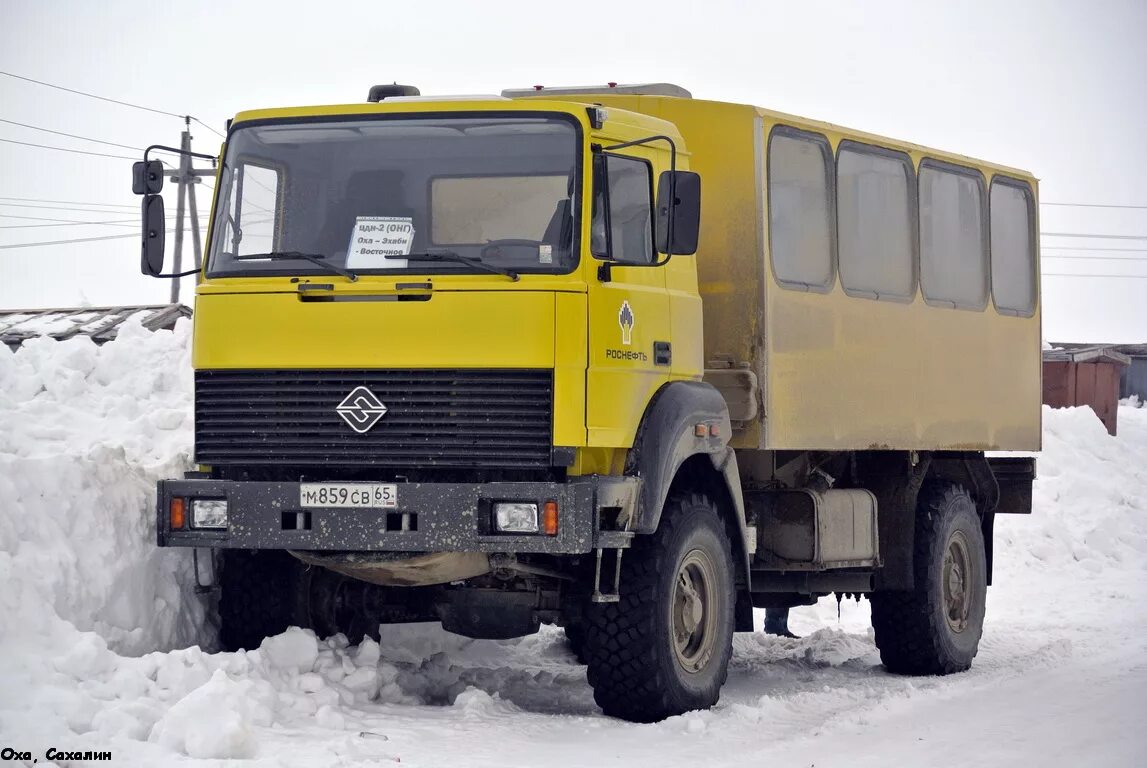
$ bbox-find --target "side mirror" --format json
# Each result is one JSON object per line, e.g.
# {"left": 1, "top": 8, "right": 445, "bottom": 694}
{"left": 655, "top": 170, "right": 701, "bottom": 256}
{"left": 132, "top": 160, "right": 164, "bottom": 195}
{"left": 141, "top": 194, "right": 166, "bottom": 276}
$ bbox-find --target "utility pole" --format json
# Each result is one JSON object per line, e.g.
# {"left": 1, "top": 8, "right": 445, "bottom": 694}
{"left": 169, "top": 122, "right": 189, "bottom": 304}
{"left": 166, "top": 117, "right": 213, "bottom": 304}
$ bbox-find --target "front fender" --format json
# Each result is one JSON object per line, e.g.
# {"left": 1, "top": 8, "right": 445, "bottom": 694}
{"left": 626, "top": 380, "right": 735, "bottom": 533}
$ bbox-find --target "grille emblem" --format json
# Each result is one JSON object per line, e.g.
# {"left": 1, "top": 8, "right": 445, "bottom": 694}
{"left": 336, "top": 386, "right": 388, "bottom": 433}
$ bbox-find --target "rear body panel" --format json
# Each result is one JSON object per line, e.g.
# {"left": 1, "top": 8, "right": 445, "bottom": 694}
{"left": 558, "top": 94, "right": 1042, "bottom": 452}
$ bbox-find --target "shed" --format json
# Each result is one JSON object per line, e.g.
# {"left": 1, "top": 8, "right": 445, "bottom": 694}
{"left": 1052, "top": 342, "right": 1147, "bottom": 403}
{"left": 1112, "top": 344, "right": 1147, "bottom": 402}
{"left": 1042, "top": 346, "right": 1132, "bottom": 435}
{"left": 0, "top": 304, "right": 191, "bottom": 350}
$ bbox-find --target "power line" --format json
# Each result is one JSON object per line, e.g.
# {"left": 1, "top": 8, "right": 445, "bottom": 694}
{"left": 0, "top": 202, "right": 152, "bottom": 215}
{"left": 0, "top": 213, "right": 131, "bottom": 224}
{"left": 0, "top": 137, "right": 136, "bottom": 160}
{"left": 190, "top": 116, "right": 226, "bottom": 140}
{"left": 1041, "top": 231, "right": 1147, "bottom": 241}
{"left": 0, "top": 213, "right": 137, "bottom": 226}
{"left": 0, "top": 230, "right": 152, "bottom": 249}
{"left": 1041, "top": 245, "right": 1147, "bottom": 253}
{"left": 0, "top": 118, "right": 142, "bottom": 152}
{"left": 0, "top": 71, "right": 223, "bottom": 151}
{"left": 1044, "top": 254, "right": 1147, "bottom": 262}
{"left": 0, "top": 195, "right": 136, "bottom": 209}
{"left": 0, "top": 212, "right": 172, "bottom": 226}
{"left": 0, "top": 219, "right": 267, "bottom": 250}
{"left": 1041, "top": 201, "right": 1147, "bottom": 211}
{"left": 1042, "top": 273, "right": 1147, "bottom": 279}
{"left": 0, "top": 219, "right": 139, "bottom": 230}
{"left": 0, "top": 70, "right": 184, "bottom": 119}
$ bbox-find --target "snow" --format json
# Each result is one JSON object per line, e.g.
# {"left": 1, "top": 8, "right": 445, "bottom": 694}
{"left": 1, "top": 323, "right": 1145, "bottom": 765}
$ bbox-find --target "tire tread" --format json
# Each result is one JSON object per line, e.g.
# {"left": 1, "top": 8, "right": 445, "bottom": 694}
{"left": 583, "top": 492, "right": 733, "bottom": 722}
{"left": 219, "top": 550, "right": 303, "bottom": 652}
{"left": 870, "top": 482, "right": 985, "bottom": 675}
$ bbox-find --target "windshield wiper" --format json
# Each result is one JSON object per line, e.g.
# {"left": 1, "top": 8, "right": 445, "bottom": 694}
{"left": 392, "top": 251, "right": 519, "bottom": 282}
{"left": 233, "top": 251, "right": 358, "bottom": 282}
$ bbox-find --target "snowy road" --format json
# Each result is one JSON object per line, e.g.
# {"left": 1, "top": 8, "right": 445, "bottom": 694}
{"left": 1, "top": 323, "right": 1145, "bottom": 766}
{"left": 218, "top": 561, "right": 1145, "bottom": 767}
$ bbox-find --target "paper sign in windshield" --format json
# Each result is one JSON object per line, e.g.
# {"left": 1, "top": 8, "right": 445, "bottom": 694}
{"left": 346, "top": 216, "right": 414, "bottom": 269}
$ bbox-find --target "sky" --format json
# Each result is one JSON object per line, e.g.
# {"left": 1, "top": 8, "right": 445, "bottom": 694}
{"left": 1, "top": 0, "right": 1145, "bottom": 342}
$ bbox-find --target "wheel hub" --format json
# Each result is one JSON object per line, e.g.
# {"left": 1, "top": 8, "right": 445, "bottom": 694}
{"left": 943, "top": 531, "right": 972, "bottom": 633}
{"left": 672, "top": 549, "right": 718, "bottom": 673}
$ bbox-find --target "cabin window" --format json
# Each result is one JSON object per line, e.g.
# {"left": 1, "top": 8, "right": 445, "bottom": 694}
{"left": 768, "top": 128, "right": 834, "bottom": 291}
{"left": 837, "top": 143, "right": 916, "bottom": 300}
{"left": 919, "top": 161, "right": 988, "bottom": 309}
{"left": 593, "top": 153, "right": 655, "bottom": 264}
{"left": 217, "top": 162, "right": 281, "bottom": 257}
{"left": 990, "top": 178, "right": 1037, "bottom": 316}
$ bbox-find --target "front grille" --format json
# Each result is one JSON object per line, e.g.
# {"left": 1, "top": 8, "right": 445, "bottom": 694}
{"left": 195, "top": 369, "right": 553, "bottom": 468}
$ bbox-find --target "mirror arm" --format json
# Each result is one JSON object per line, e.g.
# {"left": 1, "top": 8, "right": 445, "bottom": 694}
{"left": 137, "top": 145, "right": 219, "bottom": 280}
{"left": 154, "top": 267, "right": 201, "bottom": 279}
{"left": 602, "top": 134, "right": 678, "bottom": 266}
{"left": 143, "top": 144, "right": 218, "bottom": 166}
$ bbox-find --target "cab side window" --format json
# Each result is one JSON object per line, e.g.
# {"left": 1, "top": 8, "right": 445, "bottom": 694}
{"left": 220, "top": 162, "right": 281, "bottom": 256}
{"left": 593, "top": 154, "right": 654, "bottom": 264}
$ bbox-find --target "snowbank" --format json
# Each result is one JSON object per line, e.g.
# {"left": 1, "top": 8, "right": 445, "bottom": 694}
{"left": 0, "top": 317, "right": 204, "bottom": 655}
{"left": 1, "top": 323, "right": 1144, "bottom": 764}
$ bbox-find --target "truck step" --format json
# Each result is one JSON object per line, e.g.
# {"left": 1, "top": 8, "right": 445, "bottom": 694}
{"left": 595, "top": 531, "right": 635, "bottom": 549}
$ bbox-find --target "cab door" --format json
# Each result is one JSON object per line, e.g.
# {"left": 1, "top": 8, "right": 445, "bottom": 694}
{"left": 586, "top": 149, "right": 672, "bottom": 447}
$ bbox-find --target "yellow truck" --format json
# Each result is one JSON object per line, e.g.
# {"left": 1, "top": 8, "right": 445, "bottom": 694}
{"left": 134, "top": 82, "right": 1039, "bottom": 722}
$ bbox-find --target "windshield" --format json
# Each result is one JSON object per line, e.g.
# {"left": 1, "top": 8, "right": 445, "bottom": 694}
{"left": 207, "top": 114, "right": 580, "bottom": 278}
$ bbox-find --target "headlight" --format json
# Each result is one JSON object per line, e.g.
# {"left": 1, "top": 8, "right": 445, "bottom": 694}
{"left": 191, "top": 499, "right": 229, "bottom": 529}
{"left": 493, "top": 502, "right": 538, "bottom": 533}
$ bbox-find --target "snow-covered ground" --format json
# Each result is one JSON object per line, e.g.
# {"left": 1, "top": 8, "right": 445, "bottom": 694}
{"left": 1, "top": 321, "right": 1145, "bottom": 766}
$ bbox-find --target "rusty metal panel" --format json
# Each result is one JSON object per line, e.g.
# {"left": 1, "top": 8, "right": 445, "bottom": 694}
{"left": 1042, "top": 360, "right": 1122, "bottom": 435}
{"left": 1042, "top": 361, "right": 1074, "bottom": 408}
{"left": 1090, "top": 363, "right": 1120, "bottom": 435}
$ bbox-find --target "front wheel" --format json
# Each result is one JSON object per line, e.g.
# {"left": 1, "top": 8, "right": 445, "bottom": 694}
{"left": 584, "top": 492, "right": 735, "bottom": 722}
{"left": 218, "top": 550, "right": 307, "bottom": 652}
{"left": 870, "top": 483, "right": 988, "bottom": 675}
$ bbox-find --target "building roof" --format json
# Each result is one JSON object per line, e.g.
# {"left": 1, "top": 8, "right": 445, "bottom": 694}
{"left": 1051, "top": 342, "right": 1147, "bottom": 358}
{"left": 1043, "top": 344, "right": 1132, "bottom": 366}
{"left": 0, "top": 304, "right": 191, "bottom": 349}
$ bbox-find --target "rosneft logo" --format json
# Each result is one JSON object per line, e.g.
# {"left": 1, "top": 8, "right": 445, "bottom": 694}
{"left": 619, "top": 300, "right": 635, "bottom": 345}
{"left": 336, "top": 386, "right": 388, "bottom": 433}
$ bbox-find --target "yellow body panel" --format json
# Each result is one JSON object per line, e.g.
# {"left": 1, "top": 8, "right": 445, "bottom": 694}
{"left": 194, "top": 288, "right": 556, "bottom": 370}
{"left": 194, "top": 90, "right": 1042, "bottom": 473}
{"left": 579, "top": 111, "right": 701, "bottom": 448}
{"left": 193, "top": 283, "right": 591, "bottom": 452}
{"left": 555, "top": 94, "right": 1042, "bottom": 452}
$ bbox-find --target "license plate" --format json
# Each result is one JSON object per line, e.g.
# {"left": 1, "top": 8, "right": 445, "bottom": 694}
{"left": 299, "top": 483, "right": 397, "bottom": 508}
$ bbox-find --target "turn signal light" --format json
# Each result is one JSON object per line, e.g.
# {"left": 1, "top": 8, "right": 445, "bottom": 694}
{"left": 170, "top": 497, "right": 186, "bottom": 530}
{"left": 543, "top": 500, "right": 559, "bottom": 536}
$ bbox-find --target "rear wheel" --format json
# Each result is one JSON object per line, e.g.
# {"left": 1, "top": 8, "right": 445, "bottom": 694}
{"left": 584, "top": 492, "right": 735, "bottom": 722}
{"left": 870, "top": 483, "right": 987, "bottom": 675}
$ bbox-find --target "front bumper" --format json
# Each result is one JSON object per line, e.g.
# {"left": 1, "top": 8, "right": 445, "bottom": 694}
{"left": 157, "top": 476, "right": 639, "bottom": 554}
